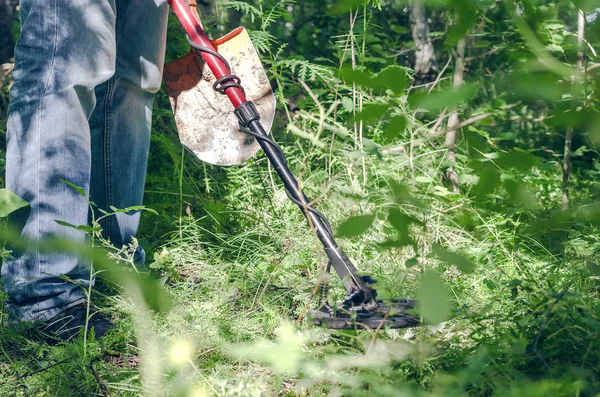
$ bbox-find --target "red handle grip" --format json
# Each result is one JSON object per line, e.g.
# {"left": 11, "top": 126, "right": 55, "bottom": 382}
{"left": 168, "top": 0, "right": 247, "bottom": 108}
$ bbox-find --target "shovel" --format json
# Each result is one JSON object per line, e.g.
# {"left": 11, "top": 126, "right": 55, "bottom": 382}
{"left": 163, "top": 3, "right": 275, "bottom": 166}
{"left": 164, "top": 0, "right": 418, "bottom": 330}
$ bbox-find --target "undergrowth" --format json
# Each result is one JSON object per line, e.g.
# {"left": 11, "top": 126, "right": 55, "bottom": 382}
{"left": 1, "top": 1, "right": 600, "bottom": 396}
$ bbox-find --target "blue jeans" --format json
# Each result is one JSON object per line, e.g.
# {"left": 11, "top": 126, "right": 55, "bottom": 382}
{"left": 2, "top": 0, "right": 169, "bottom": 322}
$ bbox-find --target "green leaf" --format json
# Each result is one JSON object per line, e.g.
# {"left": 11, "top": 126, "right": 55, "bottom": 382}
{"left": 495, "top": 150, "right": 538, "bottom": 171}
{"left": 392, "top": 26, "right": 409, "bottom": 34}
{"left": 573, "top": 0, "right": 600, "bottom": 12}
{"left": 106, "top": 205, "right": 157, "bottom": 215}
{"left": 138, "top": 274, "right": 173, "bottom": 312}
{"left": 431, "top": 243, "right": 475, "bottom": 273}
{"left": 503, "top": 179, "right": 539, "bottom": 210}
{"left": 379, "top": 238, "right": 413, "bottom": 248}
{"left": 0, "top": 189, "right": 29, "bottom": 217}
{"left": 473, "top": 40, "right": 492, "bottom": 48}
{"left": 59, "top": 179, "right": 86, "bottom": 197}
{"left": 389, "top": 180, "right": 425, "bottom": 208}
{"left": 361, "top": 137, "right": 381, "bottom": 155}
{"left": 587, "top": 262, "right": 600, "bottom": 276}
{"left": 388, "top": 209, "right": 410, "bottom": 238}
{"left": 405, "top": 257, "right": 419, "bottom": 268}
{"left": 55, "top": 220, "right": 77, "bottom": 229}
{"left": 229, "top": 324, "right": 306, "bottom": 374}
{"left": 125, "top": 205, "right": 159, "bottom": 215}
{"left": 373, "top": 65, "right": 410, "bottom": 94}
{"left": 409, "top": 83, "right": 477, "bottom": 112}
{"left": 75, "top": 225, "right": 101, "bottom": 232}
{"left": 328, "top": 0, "right": 367, "bottom": 15}
{"left": 471, "top": 164, "right": 501, "bottom": 199}
{"left": 342, "top": 97, "right": 354, "bottom": 112}
{"left": 337, "top": 214, "right": 375, "bottom": 237}
{"left": 391, "top": 208, "right": 424, "bottom": 228}
{"left": 418, "top": 270, "right": 451, "bottom": 324}
{"left": 340, "top": 66, "right": 374, "bottom": 88}
{"left": 225, "top": 1, "right": 261, "bottom": 20}
{"left": 447, "top": 0, "right": 478, "bottom": 45}
{"left": 546, "top": 43, "right": 564, "bottom": 53}
{"left": 353, "top": 104, "right": 389, "bottom": 123}
{"left": 505, "top": 71, "right": 566, "bottom": 102}
{"left": 55, "top": 220, "right": 99, "bottom": 232}
{"left": 149, "top": 248, "right": 169, "bottom": 270}
{"left": 383, "top": 116, "right": 407, "bottom": 142}
{"left": 546, "top": 107, "right": 595, "bottom": 129}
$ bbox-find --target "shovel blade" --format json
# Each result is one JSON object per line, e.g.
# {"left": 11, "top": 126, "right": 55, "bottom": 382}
{"left": 164, "top": 27, "right": 275, "bottom": 166}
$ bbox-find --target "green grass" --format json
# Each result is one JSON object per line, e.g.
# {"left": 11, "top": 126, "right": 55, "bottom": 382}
{"left": 1, "top": 87, "right": 599, "bottom": 394}
{"left": 2, "top": 139, "right": 597, "bottom": 396}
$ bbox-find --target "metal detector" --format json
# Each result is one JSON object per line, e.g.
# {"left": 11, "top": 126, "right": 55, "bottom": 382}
{"left": 163, "top": 0, "right": 419, "bottom": 330}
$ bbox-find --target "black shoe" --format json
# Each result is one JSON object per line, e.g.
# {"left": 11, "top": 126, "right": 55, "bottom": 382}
{"left": 40, "top": 303, "right": 114, "bottom": 344}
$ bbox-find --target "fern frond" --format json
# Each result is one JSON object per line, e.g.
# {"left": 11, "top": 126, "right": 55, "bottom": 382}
{"left": 225, "top": 1, "right": 261, "bottom": 24}
{"left": 261, "top": 0, "right": 296, "bottom": 29}
{"left": 277, "top": 59, "right": 334, "bottom": 82}
{"left": 248, "top": 30, "right": 276, "bottom": 54}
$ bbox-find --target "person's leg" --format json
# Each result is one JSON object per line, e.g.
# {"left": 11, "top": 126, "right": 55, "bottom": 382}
{"left": 89, "top": 0, "right": 169, "bottom": 267}
{"left": 2, "top": 0, "right": 117, "bottom": 322}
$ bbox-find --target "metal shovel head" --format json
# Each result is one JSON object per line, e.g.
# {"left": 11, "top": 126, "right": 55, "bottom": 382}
{"left": 164, "top": 27, "right": 275, "bottom": 166}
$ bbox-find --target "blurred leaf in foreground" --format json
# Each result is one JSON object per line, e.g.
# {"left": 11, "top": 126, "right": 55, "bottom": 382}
{"left": 409, "top": 83, "right": 477, "bottom": 112}
{"left": 383, "top": 116, "right": 408, "bottom": 143}
{"left": 229, "top": 324, "right": 306, "bottom": 374}
{"left": 0, "top": 188, "right": 29, "bottom": 217}
{"left": 389, "top": 180, "right": 425, "bottom": 208}
{"left": 373, "top": 65, "right": 410, "bottom": 94}
{"left": 337, "top": 214, "right": 375, "bottom": 237}
{"left": 431, "top": 243, "right": 475, "bottom": 273}
{"left": 418, "top": 270, "right": 451, "bottom": 324}
{"left": 0, "top": 227, "right": 173, "bottom": 312}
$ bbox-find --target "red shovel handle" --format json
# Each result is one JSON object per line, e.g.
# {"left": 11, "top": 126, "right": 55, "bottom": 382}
{"left": 168, "top": 0, "right": 247, "bottom": 108}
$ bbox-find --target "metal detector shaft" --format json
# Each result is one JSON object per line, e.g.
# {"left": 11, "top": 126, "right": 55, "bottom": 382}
{"left": 168, "top": 0, "right": 375, "bottom": 305}
{"left": 238, "top": 108, "right": 374, "bottom": 304}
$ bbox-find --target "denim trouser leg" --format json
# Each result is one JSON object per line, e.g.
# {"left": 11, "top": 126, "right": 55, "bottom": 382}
{"left": 89, "top": 1, "right": 168, "bottom": 267}
{"left": 2, "top": 0, "right": 168, "bottom": 322}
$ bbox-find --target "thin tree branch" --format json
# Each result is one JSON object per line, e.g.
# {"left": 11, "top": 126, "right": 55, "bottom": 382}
{"left": 586, "top": 63, "right": 600, "bottom": 73}
{"left": 385, "top": 37, "right": 444, "bottom": 58}
{"left": 465, "top": 47, "right": 503, "bottom": 62}
{"left": 381, "top": 112, "right": 493, "bottom": 156}
{"left": 428, "top": 55, "right": 453, "bottom": 94}
{"left": 90, "top": 363, "right": 113, "bottom": 397}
